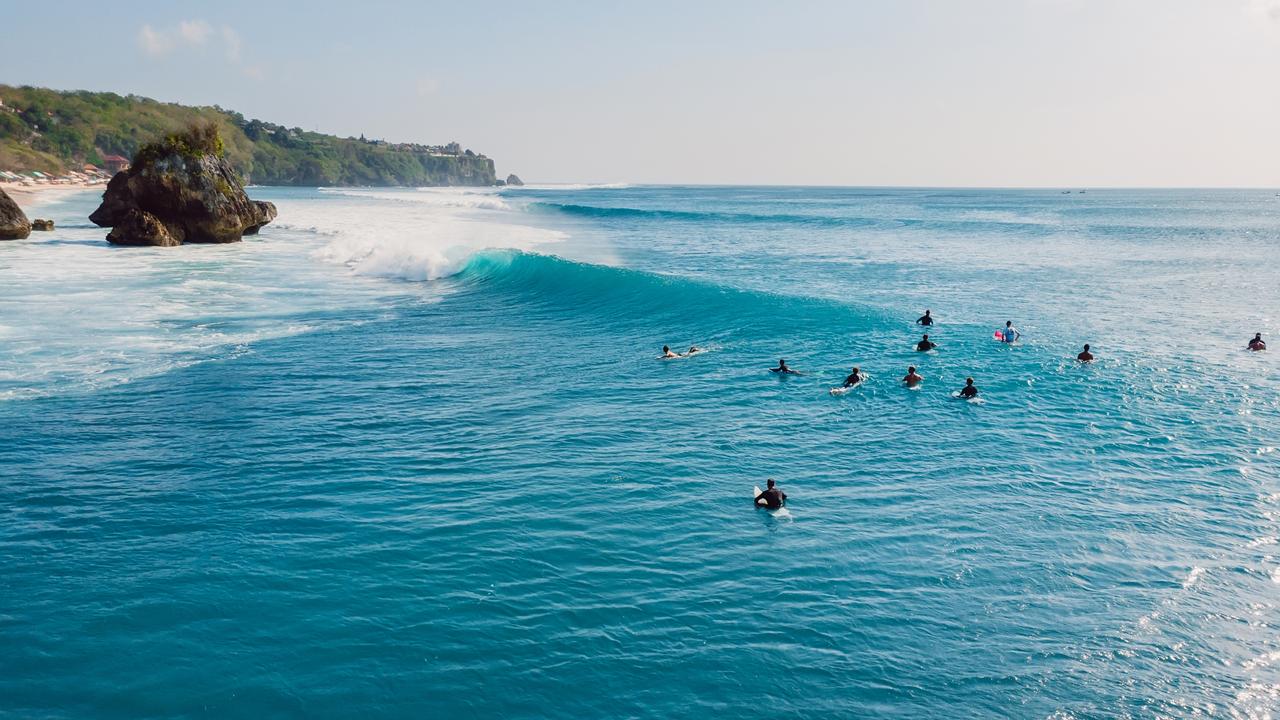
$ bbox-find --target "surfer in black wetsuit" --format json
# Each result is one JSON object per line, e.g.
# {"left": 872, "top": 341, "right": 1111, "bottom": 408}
{"left": 917, "top": 309, "right": 934, "bottom": 326}
{"left": 958, "top": 377, "right": 978, "bottom": 399}
{"left": 916, "top": 334, "right": 937, "bottom": 351}
{"left": 771, "top": 359, "right": 800, "bottom": 374}
{"left": 843, "top": 366, "right": 863, "bottom": 387}
{"left": 755, "top": 478, "right": 787, "bottom": 509}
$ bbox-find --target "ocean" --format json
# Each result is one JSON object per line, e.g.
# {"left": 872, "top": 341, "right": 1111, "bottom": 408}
{"left": 1, "top": 184, "right": 1278, "bottom": 718}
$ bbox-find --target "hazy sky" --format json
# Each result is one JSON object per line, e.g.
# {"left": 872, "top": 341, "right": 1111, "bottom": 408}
{"left": 5, "top": 1, "right": 1280, "bottom": 186}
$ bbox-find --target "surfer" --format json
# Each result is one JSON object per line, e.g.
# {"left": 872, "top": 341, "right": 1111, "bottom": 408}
{"left": 1077, "top": 343, "right": 1094, "bottom": 362}
{"left": 916, "top": 334, "right": 937, "bottom": 352}
{"left": 771, "top": 359, "right": 801, "bottom": 375}
{"left": 1000, "top": 321, "right": 1020, "bottom": 344}
{"left": 660, "top": 345, "right": 680, "bottom": 359}
{"left": 843, "top": 366, "right": 863, "bottom": 387}
{"left": 917, "top": 309, "right": 934, "bottom": 326}
{"left": 902, "top": 366, "right": 923, "bottom": 387}
{"left": 958, "top": 377, "right": 978, "bottom": 399}
{"left": 1249, "top": 333, "right": 1267, "bottom": 351}
{"left": 754, "top": 479, "right": 787, "bottom": 509}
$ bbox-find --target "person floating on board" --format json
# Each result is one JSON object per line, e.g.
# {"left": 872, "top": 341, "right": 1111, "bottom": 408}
{"left": 755, "top": 478, "right": 787, "bottom": 509}
{"left": 843, "top": 366, "right": 863, "bottom": 387}
{"left": 771, "top": 359, "right": 801, "bottom": 374}
{"left": 958, "top": 377, "right": 978, "bottom": 399}
{"left": 902, "top": 366, "right": 924, "bottom": 387}
{"left": 916, "top": 334, "right": 937, "bottom": 352}
{"left": 1249, "top": 333, "right": 1267, "bottom": 351}
{"left": 1077, "top": 344, "right": 1094, "bottom": 362}
{"left": 660, "top": 345, "right": 680, "bottom": 359}
{"left": 1000, "top": 321, "right": 1020, "bottom": 344}
{"left": 917, "top": 309, "right": 934, "bottom": 326}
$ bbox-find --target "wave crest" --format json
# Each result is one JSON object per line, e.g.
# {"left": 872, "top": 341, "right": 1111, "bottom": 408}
{"left": 309, "top": 188, "right": 566, "bottom": 281}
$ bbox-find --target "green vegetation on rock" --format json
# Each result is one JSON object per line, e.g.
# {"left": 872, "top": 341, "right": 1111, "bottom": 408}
{"left": 0, "top": 84, "right": 498, "bottom": 186}
{"left": 133, "top": 121, "right": 226, "bottom": 166}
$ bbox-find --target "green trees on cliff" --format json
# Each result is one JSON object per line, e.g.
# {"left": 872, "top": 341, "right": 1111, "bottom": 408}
{"left": 0, "top": 85, "right": 496, "bottom": 186}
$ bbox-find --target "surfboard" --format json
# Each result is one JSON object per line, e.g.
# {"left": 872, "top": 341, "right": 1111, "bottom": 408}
{"left": 753, "top": 486, "right": 763, "bottom": 506}
{"left": 829, "top": 385, "right": 854, "bottom": 395}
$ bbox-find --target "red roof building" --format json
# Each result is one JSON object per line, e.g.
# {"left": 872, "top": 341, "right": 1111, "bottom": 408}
{"left": 102, "top": 155, "right": 131, "bottom": 174}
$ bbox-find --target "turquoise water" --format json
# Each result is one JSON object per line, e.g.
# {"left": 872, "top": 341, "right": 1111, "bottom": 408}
{"left": 2, "top": 185, "right": 1278, "bottom": 718}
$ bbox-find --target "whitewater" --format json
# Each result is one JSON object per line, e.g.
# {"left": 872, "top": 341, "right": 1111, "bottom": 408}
{"left": 2, "top": 184, "right": 1278, "bottom": 718}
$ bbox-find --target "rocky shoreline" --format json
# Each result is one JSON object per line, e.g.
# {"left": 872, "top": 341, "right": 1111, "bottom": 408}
{"left": 3, "top": 124, "right": 278, "bottom": 246}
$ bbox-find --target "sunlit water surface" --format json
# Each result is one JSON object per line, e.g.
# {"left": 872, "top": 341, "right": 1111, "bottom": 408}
{"left": 2, "top": 185, "right": 1278, "bottom": 718}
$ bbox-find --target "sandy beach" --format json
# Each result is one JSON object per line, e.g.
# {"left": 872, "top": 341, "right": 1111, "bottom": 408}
{"left": 0, "top": 181, "right": 102, "bottom": 209}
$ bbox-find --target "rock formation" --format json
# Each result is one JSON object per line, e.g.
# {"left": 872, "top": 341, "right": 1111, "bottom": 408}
{"left": 243, "top": 201, "right": 277, "bottom": 235}
{"left": 106, "top": 208, "right": 182, "bottom": 247}
{"left": 89, "top": 124, "right": 276, "bottom": 246}
{"left": 505, "top": 174, "right": 524, "bottom": 187}
{"left": 0, "top": 188, "right": 31, "bottom": 240}
{"left": 31, "top": 219, "right": 53, "bottom": 231}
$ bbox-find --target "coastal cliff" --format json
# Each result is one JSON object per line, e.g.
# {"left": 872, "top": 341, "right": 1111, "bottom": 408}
{"left": 0, "top": 84, "right": 504, "bottom": 187}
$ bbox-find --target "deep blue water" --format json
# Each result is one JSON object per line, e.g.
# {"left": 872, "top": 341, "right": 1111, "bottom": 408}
{"left": 2, "top": 185, "right": 1278, "bottom": 718}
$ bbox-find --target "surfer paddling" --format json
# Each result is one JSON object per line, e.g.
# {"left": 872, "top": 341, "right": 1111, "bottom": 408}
{"left": 843, "top": 366, "right": 863, "bottom": 387}
{"left": 771, "top": 359, "right": 801, "bottom": 375}
{"left": 660, "top": 345, "right": 703, "bottom": 359}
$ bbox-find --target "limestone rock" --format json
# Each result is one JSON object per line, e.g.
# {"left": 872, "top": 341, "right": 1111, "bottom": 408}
{"left": 91, "top": 124, "right": 275, "bottom": 246}
{"left": 243, "top": 200, "right": 277, "bottom": 235}
{"left": 105, "top": 209, "right": 185, "bottom": 247}
{"left": 0, "top": 188, "right": 31, "bottom": 240}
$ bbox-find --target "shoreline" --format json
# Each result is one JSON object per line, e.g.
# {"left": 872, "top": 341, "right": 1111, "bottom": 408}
{"left": 0, "top": 181, "right": 102, "bottom": 208}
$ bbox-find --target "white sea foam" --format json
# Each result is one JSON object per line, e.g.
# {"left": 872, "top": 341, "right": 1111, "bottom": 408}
{"left": 0, "top": 185, "right": 583, "bottom": 399}
{"left": 514, "top": 182, "right": 631, "bottom": 191}
{"left": 1182, "top": 566, "right": 1206, "bottom": 589}
{"left": 308, "top": 187, "right": 567, "bottom": 281}
{"left": 319, "top": 186, "right": 515, "bottom": 211}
